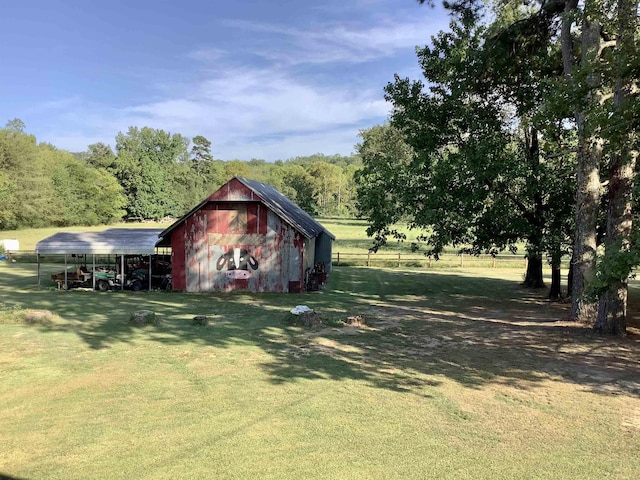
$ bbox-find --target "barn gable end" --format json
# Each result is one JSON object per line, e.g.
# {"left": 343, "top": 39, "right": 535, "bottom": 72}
{"left": 161, "top": 178, "right": 333, "bottom": 293}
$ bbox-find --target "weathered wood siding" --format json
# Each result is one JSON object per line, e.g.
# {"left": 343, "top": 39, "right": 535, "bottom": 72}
{"left": 171, "top": 178, "right": 305, "bottom": 292}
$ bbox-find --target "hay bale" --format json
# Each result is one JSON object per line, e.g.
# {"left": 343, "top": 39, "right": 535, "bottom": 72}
{"left": 24, "top": 310, "right": 54, "bottom": 324}
{"left": 129, "top": 310, "right": 159, "bottom": 326}
{"left": 192, "top": 315, "right": 209, "bottom": 326}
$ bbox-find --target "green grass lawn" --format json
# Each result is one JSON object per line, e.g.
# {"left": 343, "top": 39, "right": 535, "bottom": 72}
{"left": 1, "top": 261, "right": 640, "bottom": 479}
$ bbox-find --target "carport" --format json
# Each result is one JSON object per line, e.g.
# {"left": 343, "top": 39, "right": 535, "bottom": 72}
{"left": 35, "top": 228, "right": 170, "bottom": 291}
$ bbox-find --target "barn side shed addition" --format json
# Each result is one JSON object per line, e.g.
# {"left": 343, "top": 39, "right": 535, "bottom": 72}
{"left": 160, "top": 177, "right": 335, "bottom": 293}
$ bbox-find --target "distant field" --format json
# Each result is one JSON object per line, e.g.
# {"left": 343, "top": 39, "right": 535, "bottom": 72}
{"left": 0, "top": 217, "right": 423, "bottom": 252}
{"left": 1, "top": 218, "right": 552, "bottom": 270}
{"left": 321, "top": 218, "right": 534, "bottom": 269}
{"left": 1, "top": 263, "right": 639, "bottom": 479}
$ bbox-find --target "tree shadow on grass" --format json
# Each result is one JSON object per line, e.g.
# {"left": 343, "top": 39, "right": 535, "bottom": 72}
{"left": 2, "top": 265, "right": 640, "bottom": 398}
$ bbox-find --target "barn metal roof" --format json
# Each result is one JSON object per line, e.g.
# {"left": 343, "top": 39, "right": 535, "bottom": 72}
{"left": 35, "top": 228, "right": 165, "bottom": 255}
{"left": 159, "top": 177, "right": 335, "bottom": 241}
{"left": 237, "top": 177, "right": 335, "bottom": 240}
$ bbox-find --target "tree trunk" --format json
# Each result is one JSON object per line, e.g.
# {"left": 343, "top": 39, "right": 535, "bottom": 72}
{"left": 595, "top": 284, "right": 628, "bottom": 334}
{"left": 549, "top": 264, "right": 562, "bottom": 300}
{"left": 549, "top": 249, "right": 563, "bottom": 300}
{"left": 568, "top": 11, "right": 603, "bottom": 324}
{"left": 523, "top": 253, "right": 545, "bottom": 288}
{"left": 593, "top": 0, "right": 638, "bottom": 334}
{"left": 569, "top": 127, "right": 601, "bottom": 323}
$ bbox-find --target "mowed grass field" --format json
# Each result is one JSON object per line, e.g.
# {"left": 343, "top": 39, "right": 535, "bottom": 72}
{"left": 1, "top": 220, "right": 640, "bottom": 479}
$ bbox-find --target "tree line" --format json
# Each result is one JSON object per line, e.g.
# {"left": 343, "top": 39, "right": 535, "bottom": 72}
{"left": 354, "top": 0, "right": 638, "bottom": 334}
{"left": 0, "top": 120, "right": 361, "bottom": 230}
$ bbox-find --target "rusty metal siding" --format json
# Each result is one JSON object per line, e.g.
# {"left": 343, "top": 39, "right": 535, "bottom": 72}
{"left": 305, "top": 237, "right": 316, "bottom": 272}
{"left": 208, "top": 178, "right": 256, "bottom": 202}
{"left": 172, "top": 223, "right": 187, "bottom": 291}
{"left": 184, "top": 208, "right": 210, "bottom": 291}
{"left": 176, "top": 200, "right": 304, "bottom": 293}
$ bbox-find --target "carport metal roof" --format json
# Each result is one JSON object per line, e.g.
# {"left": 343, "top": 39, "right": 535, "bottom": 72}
{"left": 35, "top": 228, "right": 165, "bottom": 255}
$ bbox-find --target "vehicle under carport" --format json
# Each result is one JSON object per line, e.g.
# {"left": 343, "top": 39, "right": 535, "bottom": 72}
{"left": 35, "top": 228, "right": 171, "bottom": 291}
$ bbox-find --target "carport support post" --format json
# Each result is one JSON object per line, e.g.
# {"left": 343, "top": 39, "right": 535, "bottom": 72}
{"left": 92, "top": 254, "right": 96, "bottom": 290}
{"left": 121, "top": 255, "right": 125, "bottom": 291}
{"left": 148, "top": 254, "right": 152, "bottom": 291}
{"left": 37, "top": 254, "right": 41, "bottom": 289}
{"left": 64, "top": 254, "right": 68, "bottom": 289}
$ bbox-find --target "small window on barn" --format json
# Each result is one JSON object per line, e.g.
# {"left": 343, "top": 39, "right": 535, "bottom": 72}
{"left": 229, "top": 205, "right": 248, "bottom": 232}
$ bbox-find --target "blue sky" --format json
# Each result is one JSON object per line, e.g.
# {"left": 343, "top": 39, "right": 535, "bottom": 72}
{"left": 1, "top": 0, "right": 450, "bottom": 161}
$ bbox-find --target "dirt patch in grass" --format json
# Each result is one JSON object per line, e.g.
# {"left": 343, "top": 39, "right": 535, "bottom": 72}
{"left": 344, "top": 293, "right": 640, "bottom": 396}
{"left": 275, "top": 278, "right": 640, "bottom": 399}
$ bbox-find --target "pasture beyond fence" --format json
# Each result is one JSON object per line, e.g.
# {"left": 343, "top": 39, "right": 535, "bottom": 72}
{"left": 6, "top": 250, "right": 570, "bottom": 270}
{"left": 332, "top": 252, "right": 571, "bottom": 269}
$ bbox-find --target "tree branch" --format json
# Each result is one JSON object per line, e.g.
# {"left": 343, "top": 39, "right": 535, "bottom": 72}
{"left": 598, "top": 40, "right": 617, "bottom": 58}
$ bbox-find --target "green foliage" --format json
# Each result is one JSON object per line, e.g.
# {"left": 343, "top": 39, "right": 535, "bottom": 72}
{"left": 0, "top": 122, "right": 128, "bottom": 229}
{"left": 355, "top": 3, "right": 575, "bottom": 286}
{"left": 51, "top": 150, "right": 126, "bottom": 226}
{"left": 223, "top": 159, "right": 251, "bottom": 180}
{"left": 588, "top": 234, "right": 640, "bottom": 301}
{"left": 191, "top": 135, "right": 213, "bottom": 165}
{"left": 112, "top": 127, "right": 190, "bottom": 220}
{"left": 0, "top": 169, "right": 16, "bottom": 229}
{"left": 355, "top": 124, "right": 414, "bottom": 249}
{"left": 268, "top": 164, "right": 318, "bottom": 214}
{"left": 306, "top": 161, "right": 344, "bottom": 215}
{"left": 4, "top": 118, "right": 25, "bottom": 133}
{"left": 85, "top": 142, "right": 116, "bottom": 169}
{"left": 0, "top": 118, "right": 362, "bottom": 228}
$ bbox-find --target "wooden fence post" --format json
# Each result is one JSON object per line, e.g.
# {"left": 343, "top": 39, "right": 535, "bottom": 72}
{"left": 367, "top": 251, "right": 371, "bottom": 267}
{"left": 460, "top": 253, "right": 464, "bottom": 267}
{"left": 337, "top": 252, "right": 340, "bottom": 266}
{"left": 397, "top": 252, "right": 401, "bottom": 268}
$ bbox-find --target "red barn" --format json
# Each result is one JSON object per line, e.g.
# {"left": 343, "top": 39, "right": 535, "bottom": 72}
{"left": 160, "top": 177, "right": 335, "bottom": 292}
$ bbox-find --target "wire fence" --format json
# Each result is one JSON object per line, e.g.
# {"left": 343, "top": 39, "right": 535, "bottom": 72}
{"left": 5, "top": 249, "right": 568, "bottom": 270}
{"left": 332, "top": 252, "right": 571, "bottom": 269}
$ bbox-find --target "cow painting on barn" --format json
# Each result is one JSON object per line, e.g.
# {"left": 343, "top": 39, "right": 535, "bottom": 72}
{"left": 216, "top": 248, "right": 259, "bottom": 277}
{"left": 159, "top": 177, "right": 334, "bottom": 293}
{"left": 216, "top": 247, "right": 259, "bottom": 289}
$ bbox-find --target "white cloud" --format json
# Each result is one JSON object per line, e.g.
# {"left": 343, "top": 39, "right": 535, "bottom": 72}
{"left": 32, "top": 7, "right": 447, "bottom": 160}
{"left": 225, "top": 15, "right": 443, "bottom": 66}
{"left": 98, "top": 66, "right": 390, "bottom": 160}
